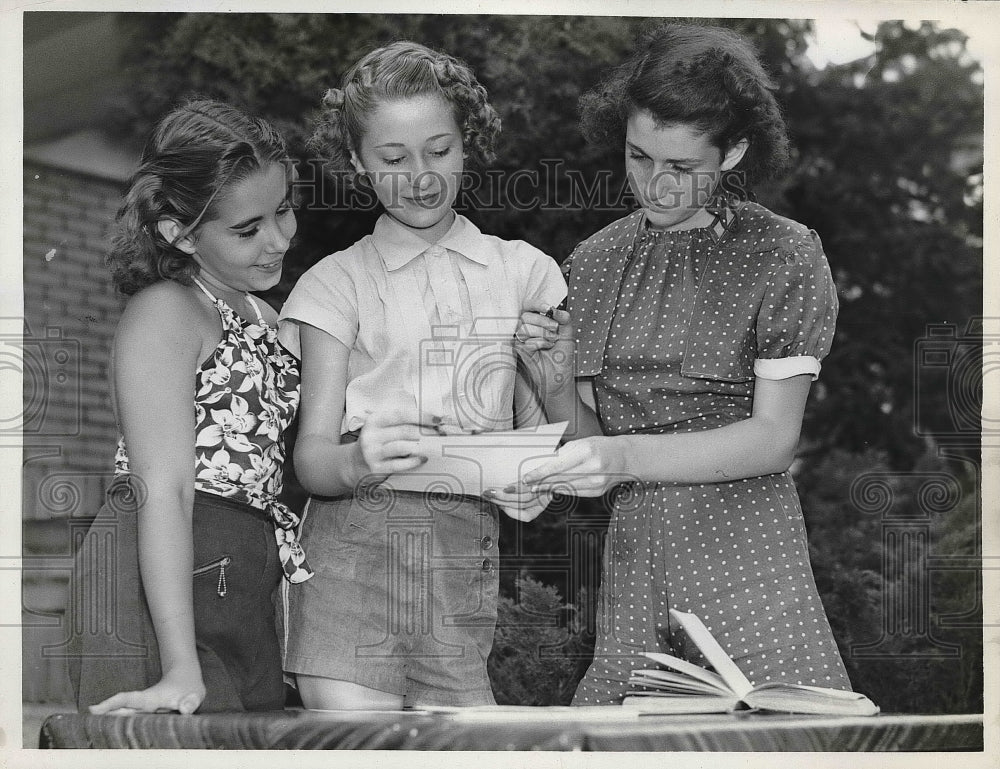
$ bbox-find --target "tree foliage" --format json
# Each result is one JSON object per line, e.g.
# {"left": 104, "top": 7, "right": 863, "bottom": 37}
{"left": 105, "top": 13, "right": 984, "bottom": 713}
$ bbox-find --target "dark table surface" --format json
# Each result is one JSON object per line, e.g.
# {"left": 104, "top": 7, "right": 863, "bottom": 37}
{"left": 38, "top": 706, "right": 984, "bottom": 751}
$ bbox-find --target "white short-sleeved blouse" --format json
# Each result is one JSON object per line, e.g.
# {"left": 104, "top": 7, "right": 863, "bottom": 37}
{"left": 278, "top": 213, "right": 567, "bottom": 434}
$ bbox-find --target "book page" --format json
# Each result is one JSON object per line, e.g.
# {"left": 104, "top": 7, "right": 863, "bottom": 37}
{"left": 743, "top": 686, "right": 880, "bottom": 716}
{"left": 639, "top": 651, "right": 731, "bottom": 693}
{"left": 744, "top": 683, "right": 880, "bottom": 716}
{"left": 629, "top": 667, "right": 727, "bottom": 695}
{"left": 381, "top": 421, "right": 567, "bottom": 496}
{"left": 668, "top": 609, "right": 755, "bottom": 699}
{"left": 621, "top": 693, "right": 741, "bottom": 714}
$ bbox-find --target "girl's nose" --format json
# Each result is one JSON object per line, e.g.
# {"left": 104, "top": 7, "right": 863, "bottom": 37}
{"left": 266, "top": 217, "right": 294, "bottom": 253}
{"left": 414, "top": 170, "right": 435, "bottom": 191}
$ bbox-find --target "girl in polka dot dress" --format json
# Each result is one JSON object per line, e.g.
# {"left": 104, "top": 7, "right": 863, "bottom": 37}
{"left": 516, "top": 23, "right": 853, "bottom": 704}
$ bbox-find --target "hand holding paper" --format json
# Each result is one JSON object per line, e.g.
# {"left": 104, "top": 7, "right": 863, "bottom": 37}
{"left": 381, "top": 422, "right": 567, "bottom": 521}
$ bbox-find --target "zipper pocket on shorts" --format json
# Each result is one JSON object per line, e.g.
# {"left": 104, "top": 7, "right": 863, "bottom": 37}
{"left": 192, "top": 555, "right": 232, "bottom": 597}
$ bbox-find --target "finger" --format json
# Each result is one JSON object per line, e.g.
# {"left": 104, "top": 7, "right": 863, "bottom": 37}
{"left": 522, "top": 441, "right": 592, "bottom": 484}
{"left": 521, "top": 457, "right": 574, "bottom": 486}
{"left": 521, "top": 314, "right": 560, "bottom": 334}
{"left": 178, "top": 693, "right": 201, "bottom": 715}
{"left": 371, "top": 439, "right": 424, "bottom": 462}
{"left": 89, "top": 691, "right": 141, "bottom": 715}
{"left": 522, "top": 300, "right": 560, "bottom": 317}
{"left": 497, "top": 503, "right": 540, "bottom": 522}
{"left": 528, "top": 475, "right": 602, "bottom": 497}
{"left": 483, "top": 486, "right": 536, "bottom": 505}
{"left": 371, "top": 454, "right": 428, "bottom": 475}
{"left": 515, "top": 337, "right": 556, "bottom": 354}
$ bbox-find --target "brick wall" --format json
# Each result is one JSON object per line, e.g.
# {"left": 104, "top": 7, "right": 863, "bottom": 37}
{"left": 22, "top": 160, "right": 125, "bottom": 703}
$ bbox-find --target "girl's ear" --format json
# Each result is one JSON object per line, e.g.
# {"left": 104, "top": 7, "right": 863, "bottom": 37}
{"left": 720, "top": 138, "right": 750, "bottom": 172}
{"left": 721, "top": 138, "right": 750, "bottom": 172}
{"left": 156, "top": 219, "right": 197, "bottom": 255}
{"left": 349, "top": 149, "right": 366, "bottom": 176}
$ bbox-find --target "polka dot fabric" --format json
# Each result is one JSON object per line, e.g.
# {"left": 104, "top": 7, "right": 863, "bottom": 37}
{"left": 566, "top": 202, "right": 851, "bottom": 705}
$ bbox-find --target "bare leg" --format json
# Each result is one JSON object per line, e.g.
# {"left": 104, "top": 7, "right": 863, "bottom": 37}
{"left": 296, "top": 674, "right": 405, "bottom": 711}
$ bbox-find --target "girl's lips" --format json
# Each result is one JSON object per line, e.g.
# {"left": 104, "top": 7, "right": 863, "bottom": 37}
{"left": 407, "top": 193, "right": 442, "bottom": 206}
{"left": 255, "top": 258, "right": 283, "bottom": 270}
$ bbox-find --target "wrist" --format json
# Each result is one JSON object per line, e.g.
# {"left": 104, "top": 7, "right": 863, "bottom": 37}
{"left": 609, "top": 434, "right": 634, "bottom": 480}
{"left": 347, "top": 441, "right": 372, "bottom": 487}
{"left": 161, "top": 655, "right": 202, "bottom": 681}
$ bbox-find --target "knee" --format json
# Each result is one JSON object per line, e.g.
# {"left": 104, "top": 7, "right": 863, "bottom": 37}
{"left": 295, "top": 675, "right": 404, "bottom": 711}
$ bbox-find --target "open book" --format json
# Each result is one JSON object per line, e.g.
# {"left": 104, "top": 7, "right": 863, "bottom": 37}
{"left": 623, "top": 609, "right": 879, "bottom": 716}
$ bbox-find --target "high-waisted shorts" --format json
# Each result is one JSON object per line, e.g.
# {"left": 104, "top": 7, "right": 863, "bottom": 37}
{"left": 68, "top": 476, "right": 285, "bottom": 712}
{"left": 284, "top": 488, "right": 501, "bottom": 706}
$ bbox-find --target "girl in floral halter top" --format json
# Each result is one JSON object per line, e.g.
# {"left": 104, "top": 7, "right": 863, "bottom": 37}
{"left": 69, "top": 100, "right": 309, "bottom": 716}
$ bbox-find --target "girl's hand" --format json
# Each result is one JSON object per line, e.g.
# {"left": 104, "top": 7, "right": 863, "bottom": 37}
{"left": 482, "top": 485, "right": 553, "bottom": 523}
{"left": 513, "top": 304, "right": 562, "bottom": 353}
{"left": 357, "top": 407, "right": 432, "bottom": 483}
{"left": 521, "top": 436, "right": 634, "bottom": 498}
{"left": 89, "top": 668, "right": 206, "bottom": 716}
{"left": 513, "top": 305, "right": 576, "bottom": 400}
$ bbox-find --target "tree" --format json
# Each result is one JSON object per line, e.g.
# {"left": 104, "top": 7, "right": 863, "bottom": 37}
{"left": 102, "top": 13, "right": 984, "bottom": 712}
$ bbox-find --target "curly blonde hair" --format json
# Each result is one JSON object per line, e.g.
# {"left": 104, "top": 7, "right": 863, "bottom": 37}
{"left": 310, "top": 41, "right": 501, "bottom": 179}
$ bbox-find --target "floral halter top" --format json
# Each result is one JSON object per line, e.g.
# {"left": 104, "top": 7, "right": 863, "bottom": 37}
{"left": 115, "top": 277, "right": 312, "bottom": 583}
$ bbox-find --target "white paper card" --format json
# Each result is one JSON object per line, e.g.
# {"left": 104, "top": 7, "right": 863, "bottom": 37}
{"left": 381, "top": 421, "right": 568, "bottom": 497}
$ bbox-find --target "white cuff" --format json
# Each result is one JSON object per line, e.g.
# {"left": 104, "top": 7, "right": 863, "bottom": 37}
{"left": 754, "top": 355, "right": 822, "bottom": 381}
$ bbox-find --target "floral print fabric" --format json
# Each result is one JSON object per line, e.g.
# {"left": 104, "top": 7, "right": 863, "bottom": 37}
{"left": 115, "top": 290, "right": 312, "bottom": 583}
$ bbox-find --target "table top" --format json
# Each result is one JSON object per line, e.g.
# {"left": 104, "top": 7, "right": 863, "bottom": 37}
{"left": 38, "top": 706, "right": 984, "bottom": 751}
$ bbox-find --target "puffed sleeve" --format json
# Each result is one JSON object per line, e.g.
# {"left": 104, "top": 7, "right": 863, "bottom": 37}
{"left": 512, "top": 240, "right": 568, "bottom": 310}
{"left": 753, "top": 231, "right": 839, "bottom": 381}
{"left": 277, "top": 256, "right": 359, "bottom": 359}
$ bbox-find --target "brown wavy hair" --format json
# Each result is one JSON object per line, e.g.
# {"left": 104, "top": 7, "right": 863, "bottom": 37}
{"left": 310, "top": 40, "right": 501, "bottom": 179}
{"left": 106, "top": 99, "right": 289, "bottom": 296}
{"left": 580, "top": 23, "right": 790, "bottom": 187}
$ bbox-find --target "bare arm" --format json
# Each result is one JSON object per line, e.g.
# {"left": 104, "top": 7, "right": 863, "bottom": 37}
{"left": 90, "top": 284, "right": 208, "bottom": 714}
{"left": 515, "top": 307, "right": 603, "bottom": 440}
{"left": 523, "top": 375, "right": 813, "bottom": 495}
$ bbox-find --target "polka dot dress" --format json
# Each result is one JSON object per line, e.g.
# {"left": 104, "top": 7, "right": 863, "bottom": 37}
{"left": 569, "top": 204, "right": 852, "bottom": 705}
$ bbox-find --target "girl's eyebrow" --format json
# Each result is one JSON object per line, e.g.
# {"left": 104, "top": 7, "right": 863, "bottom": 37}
{"left": 626, "top": 140, "right": 701, "bottom": 164}
{"left": 228, "top": 184, "right": 294, "bottom": 230}
{"left": 229, "top": 215, "right": 262, "bottom": 230}
{"left": 373, "top": 133, "right": 455, "bottom": 149}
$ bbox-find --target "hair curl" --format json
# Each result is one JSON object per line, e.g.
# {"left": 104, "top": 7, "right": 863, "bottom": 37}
{"left": 107, "top": 99, "right": 289, "bottom": 296}
{"left": 309, "top": 41, "right": 501, "bottom": 179}
{"left": 579, "top": 23, "right": 790, "bottom": 187}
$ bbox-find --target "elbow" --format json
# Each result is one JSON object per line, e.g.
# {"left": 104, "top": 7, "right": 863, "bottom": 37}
{"left": 768, "top": 450, "right": 796, "bottom": 476}
{"left": 293, "top": 445, "right": 325, "bottom": 496}
{"left": 762, "top": 434, "right": 799, "bottom": 475}
{"left": 294, "top": 433, "right": 356, "bottom": 496}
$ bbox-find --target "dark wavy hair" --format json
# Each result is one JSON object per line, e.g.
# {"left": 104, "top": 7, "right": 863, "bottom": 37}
{"left": 107, "top": 99, "right": 289, "bottom": 296}
{"left": 580, "top": 23, "right": 790, "bottom": 187}
{"left": 310, "top": 40, "right": 501, "bottom": 178}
